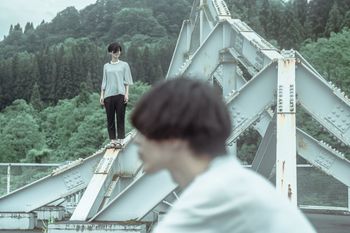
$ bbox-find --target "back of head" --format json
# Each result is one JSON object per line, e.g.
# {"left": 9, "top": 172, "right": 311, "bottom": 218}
{"left": 131, "top": 77, "right": 232, "bottom": 157}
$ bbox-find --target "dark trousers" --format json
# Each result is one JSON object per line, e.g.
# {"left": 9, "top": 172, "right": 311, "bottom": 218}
{"left": 104, "top": 95, "right": 126, "bottom": 139}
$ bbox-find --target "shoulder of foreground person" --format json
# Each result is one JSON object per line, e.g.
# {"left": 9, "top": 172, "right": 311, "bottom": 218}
{"left": 155, "top": 155, "right": 317, "bottom": 233}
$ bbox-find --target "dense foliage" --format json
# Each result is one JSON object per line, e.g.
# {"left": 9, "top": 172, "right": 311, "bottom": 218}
{"left": 0, "top": 0, "right": 192, "bottom": 110}
{"left": 0, "top": 82, "right": 149, "bottom": 163}
{"left": 0, "top": 0, "right": 350, "bottom": 163}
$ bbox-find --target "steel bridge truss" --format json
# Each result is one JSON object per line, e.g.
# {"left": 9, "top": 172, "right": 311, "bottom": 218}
{"left": 0, "top": 0, "right": 349, "bottom": 232}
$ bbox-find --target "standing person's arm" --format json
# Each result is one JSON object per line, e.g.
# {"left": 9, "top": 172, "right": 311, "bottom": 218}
{"left": 124, "top": 63, "right": 133, "bottom": 103}
{"left": 100, "top": 90, "right": 105, "bottom": 105}
{"left": 124, "top": 84, "right": 129, "bottom": 103}
{"left": 100, "top": 65, "right": 107, "bottom": 105}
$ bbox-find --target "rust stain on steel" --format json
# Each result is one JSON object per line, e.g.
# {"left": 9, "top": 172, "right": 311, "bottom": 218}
{"left": 297, "top": 138, "right": 307, "bottom": 150}
{"left": 278, "top": 114, "right": 286, "bottom": 124}
{"left": 280, "top": 161, "right": 286, "bottom": 191}
{"left": 288, "top": 184, "right": 292, "bottom": 200}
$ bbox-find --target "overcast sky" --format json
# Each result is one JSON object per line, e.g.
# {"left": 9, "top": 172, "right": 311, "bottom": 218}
{"left": 0, "top": 0, "right": 97, "bottom": 40}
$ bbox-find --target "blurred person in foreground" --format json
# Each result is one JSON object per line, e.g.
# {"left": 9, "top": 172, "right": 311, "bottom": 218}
{"left": 131, "top": 77, "right": 316, "bottom": 233}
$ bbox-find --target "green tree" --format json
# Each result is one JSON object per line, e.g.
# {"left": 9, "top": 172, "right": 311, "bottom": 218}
{"left": 147, "top": 0, "right": 191, "bottom": 35}
{"left": 325, "top": 1, "right": 344, "bottom": 36}
{"left": 306, "top": 0, "right": 335, "bottom": 38}
{"left": 51, "top": 7, "right": 80, "bottom": 37}
{"left": 259, "top": 0, "right": 271, "bottom": 37}
{"left": 292, "top": 0, "right": 308, "bottom": 26}
{"left": 301, "top": 29, "right": 350, "bottom": 95}
{"left": 63, "top": 111, "right": 106, "bottom": 160}
{"left": 77, "top": 82, "right": 91, "bottom": 106}
{"left": 341, "top": 11, "right": 350, "bottom": 28}
{"left": 126, "top": 44, "right": 145, "bottom": 82}
{"left": 30, "top": 83, "right": 43, "bottom": 110}
{"left": 300, "top": 29, "right": 350, "bottom": 159}
{"left": 109, "top": 8, "right": 167, "bottom": 41}
{"left": 264, "top": 1, "right": 284, "bottom": 45}
{"left": 127, "top": 81, "right": 150, "bottom": 110}
{"left": 278, "top": 5, "right": 304, "bottom": 49}
{"left": 24, "top": 22, "right": 34, "bottom": 34}
{"left": 0, "top": 100, "right": 44, "bottom": 162}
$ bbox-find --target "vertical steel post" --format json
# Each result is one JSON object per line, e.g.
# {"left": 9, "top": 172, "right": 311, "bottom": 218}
{"left": 276, "top": 50, "right": 297, "bottom": 205}
{"left": 7, "top": 164, "right": 11, "bottom": 194}
{"left": 199, "top": 0, "right": 204, "bottom": 43}
{"left": 221, "top": 61, "right": 238, "bottom": 157}
{"left": 348, "top": 187, "right": 350, "bottom": 212}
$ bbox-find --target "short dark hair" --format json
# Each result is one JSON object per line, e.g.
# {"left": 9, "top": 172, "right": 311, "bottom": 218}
{"left": 131, "top": 77, "right": 232, "bottom": 157}
{"left": 107, "top": 42, "right": 122, "bottom": 53}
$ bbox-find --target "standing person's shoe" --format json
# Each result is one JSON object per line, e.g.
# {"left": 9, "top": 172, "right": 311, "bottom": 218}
{"left": 106, "top": 140, "right": 123, "bottom": 149}
{"left": 115, "top": 142, "right": 122, "bottom": 149}
{"left": 106, "top": 141, "right": 117, "bottom": 149}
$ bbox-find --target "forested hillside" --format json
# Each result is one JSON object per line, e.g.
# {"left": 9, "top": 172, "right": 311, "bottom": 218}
{"left": 0, "top": 82, "right": 149, "bottom": 163}
{"left": 0, "top": 0, "right": 192, "bottom": 110}
{"left": 0, "top": 0, "right": 350, "bottom": 163}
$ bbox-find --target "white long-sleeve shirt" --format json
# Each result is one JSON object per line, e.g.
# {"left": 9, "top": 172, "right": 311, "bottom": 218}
{"left": 153, "top": 155, "right": 316, "bottom": 233}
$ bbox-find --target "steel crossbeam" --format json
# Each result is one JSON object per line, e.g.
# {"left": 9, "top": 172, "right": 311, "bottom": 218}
{"left": 0, "top": 151, "right": 104, "bottom": 212}
{"left": 70, "top": 133, "right": 141, "bottom": 221}
{"left": 252, "top": 113, "right": 277, "bottom": 178}
{"left": 166, "top": 20, "right": 191, "bottom": 78}
{"left": 90, "top": 170, "right": 177, "bottom": 222}
{"left": 232, "top": 68, "right": 350, "bottom": 188}
{"left": 295, "top": 63, "right": 350, "bottom": 146}
{"left": 179, "top": 23, "right": 233, "bottom": 78}
{"left": 2, "top": 1, "right": 350, "bottom": 231}
{"left": 225, "top": 63, "right": 277, "bottom": 143}
{"left": 69, "top": 149, "right": 121, "bottom": 221}
{"left": 296, "top": 129, "right": 350, "bottom": 186}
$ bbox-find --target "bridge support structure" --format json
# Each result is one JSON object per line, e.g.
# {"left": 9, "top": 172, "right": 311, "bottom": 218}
{"left": 0, "top": 0, "right": 349, "bottom": 232}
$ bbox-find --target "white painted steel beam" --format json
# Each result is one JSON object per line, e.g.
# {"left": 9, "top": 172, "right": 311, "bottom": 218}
{"left": 90, "top": 170, "right": 177, "bottom": 222}
{"left": 70, "top": 133, "right": 141, "bottom": 221}
{"left": 250, "top": 111, "right": 350, "bottom": 187}
{"left": 225, "top": 62, "right": 277, "bottom": 143}
{"left": 296, "top": 129, "right": 350, "bottom": 187}
{"left": 226, "top": 19, "right": 282, "bottom": 70}
{"left": 276, "top": 53, "right": 297, "bottom": 204}
{"left": 235, "top": 70, "right": 350, "bottom": 187}
{"left": 166, "top": 20, "right": 192, "bottom": 78}
{"left": 180, "top": 22, "right": 233, "bottom": 77}
{"left": 296, "top": 63, "right": 350, "bottom": 146}
{"left": 252, "top": 113, "right": 276, "bottom": 178}
{"left": 212, "top": 55, "right": 237, "bottom": 97}
{"left": 70, "top": 149, "right": 120, "bottom": 221}
{"left": 0, "top": 151, "right": 104, "bottom": 212}
{"left": 199, "top": 0, "right": 214, "bottom": 43}
{"left": 251, "top": 115, "right": 350, "bottom": 188}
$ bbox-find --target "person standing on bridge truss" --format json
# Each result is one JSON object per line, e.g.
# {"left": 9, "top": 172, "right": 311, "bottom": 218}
{"left": 131, "top": 77, "right": 316, "bottom": 233}
{"left": 100, "top": 42, "right": 133, "bottom": 149}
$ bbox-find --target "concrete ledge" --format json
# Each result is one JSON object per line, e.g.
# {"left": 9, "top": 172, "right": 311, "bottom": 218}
{"left": 48, "top": 222, "right": 147, "bottom": 233}
{"left": 0, "top": 212, "right": 37, "bottom": 229}
{"left": 301, "top": 205, "right": 350, "bottom": 216}
{"left": 35, "top": 206, "right": 65, "bottom": 221}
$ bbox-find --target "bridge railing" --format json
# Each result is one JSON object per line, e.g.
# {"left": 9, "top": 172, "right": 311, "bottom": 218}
{"left": 0, "top": 163, "right": 349, "bottom": 212}
{"left": 0, "top": 163, "right": 61, "bottom": 196}
{"left": 246, "top": 164, "right": 349, "bottom": 211}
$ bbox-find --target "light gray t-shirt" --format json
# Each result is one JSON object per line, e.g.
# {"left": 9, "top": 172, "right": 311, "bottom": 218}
{"left": 101, "top": 61, "right": 133, "bottom": 99}
{"left": 153, "top": 155, "right": 316, "bottom": 233}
